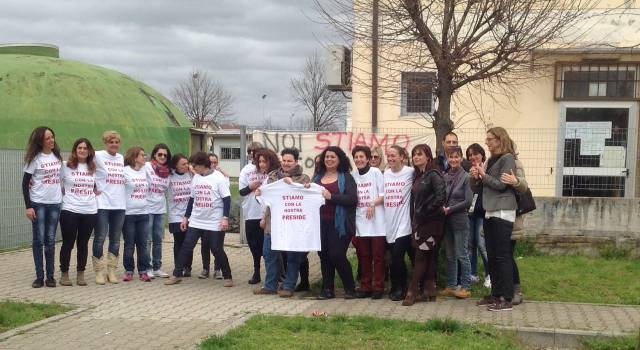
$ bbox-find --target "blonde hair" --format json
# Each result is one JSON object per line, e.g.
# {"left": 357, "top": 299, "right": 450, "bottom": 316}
{"left": 102, "top": 130, "right": 121, "bottom": 144}
{"left": 371, "top": 145, "right": 387, "bottom": 171}
{"left": 487, "top": 127, "right": 515, "bottom": 157}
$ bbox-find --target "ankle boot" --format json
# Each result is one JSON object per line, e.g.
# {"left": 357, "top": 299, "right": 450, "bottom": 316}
{"left": 59, "top": 272, "right": 72, "bottom": 286}
{"left": 76, "top": 271, "right": 87, "bottom": 286}
{"left": 402, "top": 286, "right": 417, "bottom": 306}
{"left": 92, "top": 256, "right": 106, "bottom": 285}
{"left": 513, "top": 284, "right": 524, "bottom": 305}
{"left": 106, "top": 253, "right": 119, "bottom": 284}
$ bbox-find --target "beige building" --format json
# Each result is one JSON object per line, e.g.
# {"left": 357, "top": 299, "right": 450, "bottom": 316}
{"left": 345, "top": 2, "right": 640, "bottom": 198}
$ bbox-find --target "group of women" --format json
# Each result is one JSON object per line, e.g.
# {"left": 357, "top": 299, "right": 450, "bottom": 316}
{"left": 23, "top": 127, "right": 232, "bottom": 289}
{"left": 23, "top": 125, "right": 528, "bottom": 312}
{"left": 240, "top": 127, "right": 528, "bottom": 311}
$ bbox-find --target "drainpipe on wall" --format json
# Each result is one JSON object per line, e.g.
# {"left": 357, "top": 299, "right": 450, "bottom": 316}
{"left": 372, "top": 0, "right": 379, "bottom": 133}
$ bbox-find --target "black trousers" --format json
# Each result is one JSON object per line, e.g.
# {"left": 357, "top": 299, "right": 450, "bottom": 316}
{"left": 170, "top": 223, "right": 210, "bottom": 271}
{"left": 59, "top": 210, "right": 96, "bottom": 272}
{"left": 511, "top": 240, "right": 520, "bottom": 285}
{"left": 484, "top": 217, "right": 514, "bottom": 300}
{"left": 318, "top": 220, "right": 355, "bottom": 292}
{"left": 245, "top": 219, "right": 264, "bottom": 274}
{"left": 389, "top": 234, "right": 411, "bottom": 292}
{"left": 172, "top": 227, "right": 228, "bottom": 278}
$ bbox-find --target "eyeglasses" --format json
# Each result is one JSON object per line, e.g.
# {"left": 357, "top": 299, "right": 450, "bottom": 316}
{"left": 156, "top": 153, "right": 167, "bottom": 158}
{"left": 485, "top": 137, "right": 496, "bottom": 142}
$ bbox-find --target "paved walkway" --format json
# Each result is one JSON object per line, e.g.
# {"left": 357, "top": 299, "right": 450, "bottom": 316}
{"left": 0, "top": 234, "right": 638, "bottom": 349}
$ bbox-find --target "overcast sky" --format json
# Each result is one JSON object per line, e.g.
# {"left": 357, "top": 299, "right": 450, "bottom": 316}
{"left": 0, "top": 0, "right": 338, "bottom": 127}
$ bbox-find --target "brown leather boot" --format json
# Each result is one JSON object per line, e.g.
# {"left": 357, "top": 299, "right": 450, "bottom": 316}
{"left": 76, "top": 271, "right": 87, "bottom": 286}
{"left": 59, "top": 272, "right": 72, "bottom": 286}
{"left": 402, "top": 285, "right": 418, "bottom": 306}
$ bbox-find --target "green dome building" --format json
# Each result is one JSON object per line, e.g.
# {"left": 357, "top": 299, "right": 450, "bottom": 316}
{"left": 0, "top": 43, "right": 192, "bottom": 153}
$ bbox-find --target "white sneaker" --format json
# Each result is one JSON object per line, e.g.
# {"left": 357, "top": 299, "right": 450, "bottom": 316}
{"left": 483, "top": 275, "right": 492, "bottom": 289}
{"left": 213, "top": 270, "right": 223, "bottom": 280}
{"left": 153, "top": 269, "right": 169, "bottom": 278}
{"left": 147, "top": 269, "right": 156, "bottom": 279}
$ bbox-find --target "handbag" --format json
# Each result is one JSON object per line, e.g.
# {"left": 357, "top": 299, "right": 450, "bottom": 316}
{"left": 515, "top": 188, "right": 536, "bottom": 216}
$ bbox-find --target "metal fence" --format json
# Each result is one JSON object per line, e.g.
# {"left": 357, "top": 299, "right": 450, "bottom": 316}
{"left": 1, "top": 126, "right": 636, "bottom": 249}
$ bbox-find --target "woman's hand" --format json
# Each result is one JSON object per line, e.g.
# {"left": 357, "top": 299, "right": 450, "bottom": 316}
{"left": 249, "top": 180, "right": 262, "bottom": 191}
{"left": 25, "top": 208, "right": 36, "bottom": 221}
{"left": 322, "top": 190, "right": 332, "bottom": 200}
{"left": 366, "top": 204, "right": 375, "bottom": 219}
{"left": 500, "top": 170, "right": 518, "bottom": 185}
{"left": 180, "top": 217, "right": 189, "bottom": 232}
{"left": 303, "top": 182, "right": 310, "bottom": 189}
{"left": 220, "top": 217, "right": 229, "bottom": 231}
{"left": 259, "top": 219, "right": 265, "bottom": 229}
{"left": 283, "top": 177, "right": 293, "bottom": 185}
{"left": 255, "top": 188, "right": 261, "bottom": 196}
{"left": 443, "top": 207, "right": 450, "bottom": 216}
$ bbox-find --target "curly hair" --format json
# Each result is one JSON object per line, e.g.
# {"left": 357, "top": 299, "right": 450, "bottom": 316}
{"left": 255, "top": 149, "right": 281, "bottom": 173}
{"left": 316, "top": 146, "right": 352, "bottom": 174}
{"left": 67, "top": 138, "right": 96, "bottom": 173}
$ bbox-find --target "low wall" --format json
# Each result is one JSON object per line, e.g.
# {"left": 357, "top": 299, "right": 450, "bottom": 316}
{"left": 524, "top": 197, "right": 640, "bottom": 257}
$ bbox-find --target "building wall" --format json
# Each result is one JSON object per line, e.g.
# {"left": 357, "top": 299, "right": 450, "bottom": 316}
{"left": 211, "top": 136, "right": 242, "bottom": 178}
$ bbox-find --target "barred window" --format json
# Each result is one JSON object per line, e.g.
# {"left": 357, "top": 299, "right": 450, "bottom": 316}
{"left": 555, "top": 63, "right": 638, "bottom": 100}
{"left": 220, "top": 147, "right": 240, "bottom": 160}
{"left": 401, "top": 72, "right": 435, "bottom": 115}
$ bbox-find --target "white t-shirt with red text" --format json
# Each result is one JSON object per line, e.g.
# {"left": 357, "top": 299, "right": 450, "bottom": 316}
{"left": 23, "top": 152, "right": 62, "bottom": 204}
{"left": 144, "top": 162, "right": 170, "bottom": 214}
{"left": 61, "top": 162, "right": 97, "bottom": 214}
{"left": 239, "top": 163, "right": 268, "bottom": 221}
{"left": 352, "top": 167, "right": 385, "bottom": 237}
{"left": 95, "top": 150, "right": 126, "bottom": 210}
{"left": 168, "top": 172, "right": 192, "bottom": 223}
{"left": 188, "top": 172, "right": 231, "bottom": 231}
{"left": 258, "top": 180, "right": 325, "bottom": 252}
{"left": 383, "top": 166, "right": 414, "bottom": 243}
{"left": 123, "top": 166, "right": 149, "bottom": 215}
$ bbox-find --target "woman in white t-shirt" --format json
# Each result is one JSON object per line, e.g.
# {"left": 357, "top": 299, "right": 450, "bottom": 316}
{"left": 204, "top": 153, "right": 231, "bottom": 280}
{"left": 93, "top": 130, "right": 126, "bottom": 285}
{"left": 167, "top": 153, "right": 195, "bottom": 276}
{"left": 59, "top": 138, "right": 98, "bottom": 287}
{"left": 383, "top": 145, "right": 415, "bottom": 301}
{"left": 144, "top": 143, "right": 171, "bottom": 278}
{"left": 165, "top": 152, "right": 233, "bottom": 287}
{"left": 22, "top": 127, "right": 63, "bottom": 288}
{"left": 351, "top": 145, "right": 386, "bottom": 299}
{"left": 122, "top": 146, "right": 152, "bottom": 282}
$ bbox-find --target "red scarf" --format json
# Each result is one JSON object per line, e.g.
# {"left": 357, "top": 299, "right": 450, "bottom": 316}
{"left": 151, "top": 159, "right": 170, "bottom": 178}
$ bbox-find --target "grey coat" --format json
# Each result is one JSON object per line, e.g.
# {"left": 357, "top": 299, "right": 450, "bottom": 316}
{"left": 470, "top": 153, "right": 517, "bottom": 212}
{"left": 445, "top": 168, "right": 473, "bottom": 231}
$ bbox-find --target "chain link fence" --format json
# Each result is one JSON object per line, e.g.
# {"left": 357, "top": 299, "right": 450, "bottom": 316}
{"left": 1, "top": 126, "right": 637, "bottom": 249}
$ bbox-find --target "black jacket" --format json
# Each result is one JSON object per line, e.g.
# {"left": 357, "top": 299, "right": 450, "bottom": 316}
{"left": 323, "top": 172, "right": 358, "bottom": 236}
{"left": 412, "top": 169, "right": 447, "bottom": 225}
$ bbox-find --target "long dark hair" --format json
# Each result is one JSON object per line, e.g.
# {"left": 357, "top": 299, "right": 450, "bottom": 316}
{"left": 316, "top": 146, "right": 352, "bottom": 174}
{"left": 24, "top": 126, "right": 62, "bottom": 164}
{"left": 411, "top": 144, "right": 438, "bottom": 180}
{"left": 67, "top": 138, "right": 96, "bottom": 173}
{"left": 465, "top": 143, "right": 486, "bottom": 162}
{"left": 255, "top": 149, "right": 281, "bottom": 173}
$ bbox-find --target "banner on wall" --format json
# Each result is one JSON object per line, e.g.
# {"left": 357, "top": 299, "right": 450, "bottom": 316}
{"left": 252, "top": 130, "right": 437, "bottom": 174}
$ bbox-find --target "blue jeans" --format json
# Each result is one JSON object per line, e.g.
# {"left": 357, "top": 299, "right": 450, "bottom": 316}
{"left": 282, "top": 251, "right": 305, "bottom": 292}
{"left": 122, "top": 214, "right": 150, "bottom": 273}
{"left": 444, "top": 215, "right": 472, "bottom": 290}
{"left": 31, "top": 203, "right": 61, "bottom": 280}
{"left": 93, "top": 209, "right": 125, "bottom": 258}
{"left": 469, "top": 216, "right": 488, "bottom": 277}
{"left": 262, "top": 234, "right": 281, "bottom": 292}
{"left": 148, "top": 213, "right": 164, "bottom": 270}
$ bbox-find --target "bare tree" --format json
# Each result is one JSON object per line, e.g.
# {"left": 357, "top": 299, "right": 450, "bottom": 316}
{"left": 315, "top": 0, "right": 623, "bottom": 152}
{"left": 173, "top": 69, "right": 234, "bottom": 128}
{"left": 291, "top": 52, "right": 347, "bottom": 131}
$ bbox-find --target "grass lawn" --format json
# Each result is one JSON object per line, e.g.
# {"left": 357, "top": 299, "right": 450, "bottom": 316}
{"left": 307, "top": 246, "right": 640, "bottom": 305}
{"left": 0, "top": 300, "right": 72, "bottom": 333}
{"left": 200, "top": 315, "right": 525, "bottom": 350}
{"left": 581, "top": 334, "right": 640, "bottom": 350}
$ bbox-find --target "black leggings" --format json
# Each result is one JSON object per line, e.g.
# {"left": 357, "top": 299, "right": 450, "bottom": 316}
{"left": 389, "top": 234, "right": 412, "bottom": 292}
{"left": 173, "top": 227, "right": 231, "bottom": 279}
{"left": 511, "top": 240, "right": 520, "bottom": 285}
{"left": 245, "top": 219, "right": 264, "bottom": 274}
{"left": 59, "top": 210, "right": 96, "bottom": 272}
{"left": 484, "top": 217, "right": 514, "bottom": 300}
{"left": 318, "top": 220, "right": 355, "bottom": 292}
